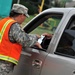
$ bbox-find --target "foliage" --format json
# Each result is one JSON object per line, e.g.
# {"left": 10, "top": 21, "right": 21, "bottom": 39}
{"left": 12, "top": 0, "right": 73, "bottom": 14}
{"left": 22, "top": 2, "right": 38, "bottom": 15}
{"left": 12, "top": 0, "right": 17, "bottom": 4}
{"left": 12, "top": 0, "right": 38, "bottom": 15}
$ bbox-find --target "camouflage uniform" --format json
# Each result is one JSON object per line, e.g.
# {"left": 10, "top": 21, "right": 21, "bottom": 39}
{"left": 0, "top": 23, "right": 38, "bottom": 75}
{"left": 0, "top": 60, "right": 14, "bottom": 75}
{"left": 9, "top": 23, "right": 38, "bottom": 47}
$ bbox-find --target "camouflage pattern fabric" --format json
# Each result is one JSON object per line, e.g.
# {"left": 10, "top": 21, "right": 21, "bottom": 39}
{"left": 0, "top": 60, "right": 14, "bottom": 75}
{"left": 9, "top": 23, "right": 38, "bottom": 47}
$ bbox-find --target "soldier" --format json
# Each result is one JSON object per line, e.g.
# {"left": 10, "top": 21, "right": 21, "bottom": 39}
{"left": 0, "top": 4, "right": 42, "bottom": 75}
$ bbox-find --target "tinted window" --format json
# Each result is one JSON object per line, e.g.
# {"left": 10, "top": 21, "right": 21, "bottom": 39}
{"left": 55, "top": 15, "right": 75, "bottom": 57}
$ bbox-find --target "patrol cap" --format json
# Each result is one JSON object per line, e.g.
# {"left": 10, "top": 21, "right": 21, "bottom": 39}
{"left": 12, "top": 4, "right": 29, "bottom": 17}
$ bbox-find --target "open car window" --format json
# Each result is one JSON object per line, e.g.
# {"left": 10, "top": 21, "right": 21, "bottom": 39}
{"left": 30, "top": 14, "right": 62, "bottom": 34}
{"left": 29, "top": 14, "right": 63, "bottom": 50}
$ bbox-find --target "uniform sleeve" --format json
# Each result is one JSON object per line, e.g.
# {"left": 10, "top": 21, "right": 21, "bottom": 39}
{"left": 9, "top": 23, "right": 38, "bottom": 47}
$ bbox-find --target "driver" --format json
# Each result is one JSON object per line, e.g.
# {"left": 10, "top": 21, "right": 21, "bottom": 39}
{"left": 41, "top": 33, "right": 53, "bottom": 49}
{"left": 42, "top": 33, "right": 53, "bottom": 39}
{"left": 36, "top": 33, "right": 53, "bottom": 49}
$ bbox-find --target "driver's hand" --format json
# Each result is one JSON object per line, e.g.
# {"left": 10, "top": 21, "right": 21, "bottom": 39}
{"left": 42, "top": 33, "right": 53, "bottom": 39}
{"left": 36, "top": 34, "right": 41, "bottom": 39}
{"left": 35, "top": 42, "right": 42, "bottom": 49}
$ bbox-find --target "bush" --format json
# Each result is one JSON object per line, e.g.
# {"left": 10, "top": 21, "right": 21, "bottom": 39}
{"left": 20, "top": 2, "right": 38, "bottom": 15}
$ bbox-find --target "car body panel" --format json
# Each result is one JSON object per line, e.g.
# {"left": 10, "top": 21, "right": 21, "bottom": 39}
{"left": 12, "top": 48, "right": 48, "bottom": 75}
{"left": 11, "top": 8, "right": 75, "bottom": 75}
{"left": 41, "top": 54, "right": 75, "bottom": 75}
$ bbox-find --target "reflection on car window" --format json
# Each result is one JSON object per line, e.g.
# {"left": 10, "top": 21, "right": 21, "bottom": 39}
{"left": 30, "top": 14, "right": 63, "bottom": 50}
{"left": 56, "top": 30, "right": 75, "bottom": 56}
{"left": 56, "top": 16, "right": 75, "bottom": 57}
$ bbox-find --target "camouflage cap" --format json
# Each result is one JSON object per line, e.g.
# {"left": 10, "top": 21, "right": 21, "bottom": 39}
{"left": 12, "top": 4, "right": 29, "bottom": 17}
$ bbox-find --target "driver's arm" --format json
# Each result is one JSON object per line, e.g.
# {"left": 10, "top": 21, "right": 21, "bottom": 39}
{"left": 42, "top": 33, "right": 53, "bottom": 39}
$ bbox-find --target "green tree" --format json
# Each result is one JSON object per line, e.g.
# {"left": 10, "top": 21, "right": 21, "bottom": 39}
{"left": 12, "top": 0, "right": 73, "bottom": 14}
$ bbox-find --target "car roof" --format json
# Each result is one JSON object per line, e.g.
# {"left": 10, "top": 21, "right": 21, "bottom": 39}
{"left": 24, "top": 8, "right": 75, "bottom": 26}
{"left": 43, "top": 7, "right": 75, "bottom": 13}
{"left": 23, "top": 8, "right": 75, "bottom": 33}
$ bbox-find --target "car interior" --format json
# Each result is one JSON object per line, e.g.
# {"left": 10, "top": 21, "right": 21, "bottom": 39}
{"left": 56, "top": 16, "right": 75, "bottom": 57}
{"left": 29, "top": 14, "right": 63, "bottom": 51}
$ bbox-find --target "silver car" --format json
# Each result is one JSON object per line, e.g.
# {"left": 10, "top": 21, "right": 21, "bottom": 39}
{"left": 12, "top": 8, "right": 75, "bottom": 75}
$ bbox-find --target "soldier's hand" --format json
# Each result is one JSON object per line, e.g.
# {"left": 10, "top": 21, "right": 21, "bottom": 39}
{"left": 35, "top": 42, "right": 42, "bottom": 49}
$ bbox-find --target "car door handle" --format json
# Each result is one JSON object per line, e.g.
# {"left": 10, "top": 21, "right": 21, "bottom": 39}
{"left": 32, "top": 59, "right": 42, "bottom": 69}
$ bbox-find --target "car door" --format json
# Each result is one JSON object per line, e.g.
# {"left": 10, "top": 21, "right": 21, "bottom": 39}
{"left": 11, "top": 12, "right": 63, "bottom": 75}
{"left": 40, "top": 14, "right": 75, "bottom": 75}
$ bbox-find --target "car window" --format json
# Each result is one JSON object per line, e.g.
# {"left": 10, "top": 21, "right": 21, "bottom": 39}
{"left": 30, "top": 14, "right": 62, "bottom": 35}
{"left": 55, "top": 15, "right": 75, "bottom": 58}
{"left": 30, "top": 14, "right": 63, "bottom": 50}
